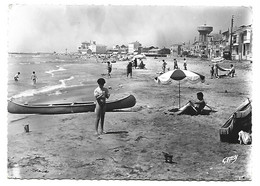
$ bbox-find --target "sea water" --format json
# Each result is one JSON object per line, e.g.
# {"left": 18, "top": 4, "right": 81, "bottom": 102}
{"left": 7, "top": 53, "right": 104, "bottom": 102}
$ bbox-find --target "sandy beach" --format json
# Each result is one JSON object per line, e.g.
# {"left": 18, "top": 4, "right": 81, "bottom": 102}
{"left": 7, "top": 56, "right": 252, "bottom": 180}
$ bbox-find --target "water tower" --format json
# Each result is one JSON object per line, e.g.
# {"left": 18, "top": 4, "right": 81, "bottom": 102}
{"left": 197, "top": 24, "right": 213, "bottom": 57}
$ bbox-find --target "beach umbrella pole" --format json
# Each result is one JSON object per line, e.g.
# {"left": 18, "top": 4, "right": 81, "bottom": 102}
{"left": 179, "top": 81, "right": 180, "bottom": 108}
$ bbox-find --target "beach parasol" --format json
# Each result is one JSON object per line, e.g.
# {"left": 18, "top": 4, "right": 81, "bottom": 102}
{"left": 133, "top": 54, "right": 146, "bottom": 60}
{"left": 154, "top": 69, "right": 205, "bottom": 108}
{"left": 211, "top": 57, "right": 225, "bottom": 63}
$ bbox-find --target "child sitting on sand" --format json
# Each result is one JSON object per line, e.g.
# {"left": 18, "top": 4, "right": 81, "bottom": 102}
{"left": 227, "top": 64, "right": 235, "bottom": 77}
{"left": 94, "top": 78, "right": 110, "bottom": 135}
{"left": 177, "top": 92, "right": 206, "bottom": 115}
{"left": 192, "top": 92, "right": 206, "bottom": 113}
{"left": 139, "top": 60, "right": 145, "bottom": 69}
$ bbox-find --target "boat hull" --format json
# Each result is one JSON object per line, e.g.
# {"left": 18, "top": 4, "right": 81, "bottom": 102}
{"left": 8, "top": 94, "right": 136, "bottom": 114}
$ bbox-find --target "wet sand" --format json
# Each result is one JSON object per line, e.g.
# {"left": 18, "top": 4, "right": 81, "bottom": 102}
{"left": 7, "top": 57, "right": 253, "bottom": 180}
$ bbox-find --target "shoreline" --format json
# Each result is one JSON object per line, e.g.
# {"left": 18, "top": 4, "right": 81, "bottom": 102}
{"left": 7, "top": 56, "right": 252, "bottom": 180}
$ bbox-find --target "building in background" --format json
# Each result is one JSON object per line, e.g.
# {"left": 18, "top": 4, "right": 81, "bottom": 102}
{"left": 221, "top": 30, "right": 230, "bottom": 51}
{"left": 78, "top": 41, "right": 107, "bottom": 54}
{"left": 170, "top": 44, "right": 182, "bottom": 56}
{"left": 159, "top": 47, "right": 171, "bottom": 55}
{"left": 120, "top": 45, "right": 128, "bottom": 54}
{"left": 128, "top": 41, "right": 142, "bottom": 54}
{"left": 231, "top": 24, "right": 252, "bottom": 60}
{"left": 208, "top": 32, "right": 223, "bottom": 58}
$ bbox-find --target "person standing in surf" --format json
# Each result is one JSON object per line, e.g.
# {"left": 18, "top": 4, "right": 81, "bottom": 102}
{"left": 94, "top": 78, "right": 110, "bottom": 135}
{"left": 31, "top": 71, "right": 37, "bottom": 85}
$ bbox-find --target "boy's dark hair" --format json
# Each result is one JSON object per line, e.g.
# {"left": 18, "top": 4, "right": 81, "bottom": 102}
{"left": 197, "top": 92, "right": 204, "bottom": 98}
{"left": 97, "top": 78, "right": 106, "bottom": 85}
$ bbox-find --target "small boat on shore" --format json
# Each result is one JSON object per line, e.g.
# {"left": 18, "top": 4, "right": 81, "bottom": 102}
{"left": 8, "top": 94, "right": 136, "bottom": 114}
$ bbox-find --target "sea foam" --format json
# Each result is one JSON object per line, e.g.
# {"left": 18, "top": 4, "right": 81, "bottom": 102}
{"left": 11, "top": 76, "right": 74, "bottom": 99}
{"left": 45, "top": 66, "right": 66, "bottom": 77}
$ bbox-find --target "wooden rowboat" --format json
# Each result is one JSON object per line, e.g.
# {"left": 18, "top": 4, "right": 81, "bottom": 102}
{"left": 8, "top": 94, "right": 136, "bottom": 114}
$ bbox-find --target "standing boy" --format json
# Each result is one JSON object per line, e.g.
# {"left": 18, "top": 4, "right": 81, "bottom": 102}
{"left": 127, "top": 61, "right": 133, "bottom": 78}
{"left": 162, "top": 60, "right": 167, "bottom": 73}
{"left": 174, "top": 59, "right": 178, "bottom": 69}
{"left": 107, "top": 61, "right": 112, "bottom": 78}
{"left": 94, "top": 78, "right": 110, "bottom": 135}
{"left": 134, "top": 58, "right": 138, "bottom": 69}
{"left": 183, "top": 58, "right": 187, "bottom": 70}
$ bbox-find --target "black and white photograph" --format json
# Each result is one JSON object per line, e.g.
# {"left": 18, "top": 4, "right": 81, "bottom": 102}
{"left": 2, "top": 0, "right": 258, "bottom": 184}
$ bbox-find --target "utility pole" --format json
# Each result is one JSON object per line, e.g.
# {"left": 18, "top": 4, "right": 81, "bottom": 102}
{"left": 229, "top": 15, "right": 234, "bottom": 59}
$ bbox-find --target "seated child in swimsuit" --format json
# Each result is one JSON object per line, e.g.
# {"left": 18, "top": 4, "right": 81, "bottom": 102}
{"left": 177, "top": 92, "right": 206, "bottom": 115}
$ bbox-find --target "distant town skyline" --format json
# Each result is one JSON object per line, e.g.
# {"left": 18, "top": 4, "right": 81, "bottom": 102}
{"left": 8, "top": 5, "right": 252, "bottom": 53}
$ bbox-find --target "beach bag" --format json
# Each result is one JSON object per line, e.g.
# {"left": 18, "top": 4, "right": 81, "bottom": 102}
{"left": 238, "top": 130, "right": 252, "bottom": 145}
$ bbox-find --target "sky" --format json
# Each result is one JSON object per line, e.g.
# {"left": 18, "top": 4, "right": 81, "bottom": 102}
{"left": 7, "top": 4, "right": 252, "bottom": 53}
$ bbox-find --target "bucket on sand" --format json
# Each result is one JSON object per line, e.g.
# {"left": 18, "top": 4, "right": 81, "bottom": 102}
{"left": 24, "top": 124, "right": 29, "bottom": 133}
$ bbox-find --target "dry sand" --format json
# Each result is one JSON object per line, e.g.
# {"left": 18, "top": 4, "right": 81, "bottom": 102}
{"left": 7, "top": 57, "right": 252, "bottom": 180}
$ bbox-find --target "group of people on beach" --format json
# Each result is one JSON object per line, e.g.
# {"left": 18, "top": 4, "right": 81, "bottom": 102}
{"left": 133, "top": 58, "right": 145, "bottom": 69}
{"left": 94, "top": 75, "right": 207, "bottom": 135}
{"left": 13, "top": 57, "right": 235, "bottom": 137}
{"left": 96, "top": 57, "right": 211, "bottom": 136}
{"left": 210, "top": 63, "right": 235, "bottom": 79}
{"left": 161, "top": 58, "right": 188, "bottom": 73}
{"left": 106, "top": 58, "right": 145, "bottom": 79}
{"left": 14, "top": 71, "right": 38, "bottom": 85}
{"left": 126, "top": 58, "right": 145, "bottom": 78}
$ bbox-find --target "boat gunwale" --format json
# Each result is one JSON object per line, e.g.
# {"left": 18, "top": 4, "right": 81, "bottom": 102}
{"left": 8, "top": 94, "right": 136, "bottom": 112}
